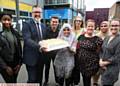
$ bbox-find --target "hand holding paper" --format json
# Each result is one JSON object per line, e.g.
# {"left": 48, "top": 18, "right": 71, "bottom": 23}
{"left": 39, "top": 38, "right": 70, "bottom": 51}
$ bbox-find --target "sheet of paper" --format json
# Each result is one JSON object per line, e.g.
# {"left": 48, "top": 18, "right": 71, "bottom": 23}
{"left": 39, "top": 38, "right": 70, "bottom": 51}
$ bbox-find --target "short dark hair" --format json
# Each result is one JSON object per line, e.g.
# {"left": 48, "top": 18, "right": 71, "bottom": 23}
{"left": 32, "top": 5, "right": 42, "bottom": 11}
{"left": 0, "top": 12, "right": 12, "bottom": 20}
{"left": 51, "top": 16, "right": 59, "bottom": 20}
{"left": 32, "top": 5, "right": 39, "bottom": 9}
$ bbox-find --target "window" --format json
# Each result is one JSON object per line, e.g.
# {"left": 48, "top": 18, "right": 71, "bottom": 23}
{"left": 3, "top": 9, "right": 15, "bottom": 15}
{"left": 20, "top": 11, "right": 28, "bottom": 16}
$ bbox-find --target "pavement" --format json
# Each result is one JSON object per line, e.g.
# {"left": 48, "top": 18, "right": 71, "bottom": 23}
{"left": 0, "top": 63, "right": 120, "bottom": 86}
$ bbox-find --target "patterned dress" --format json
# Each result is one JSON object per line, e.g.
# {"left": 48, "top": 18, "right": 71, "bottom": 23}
{"left": 76, "top": 35, "right": 103, "bottom": 77}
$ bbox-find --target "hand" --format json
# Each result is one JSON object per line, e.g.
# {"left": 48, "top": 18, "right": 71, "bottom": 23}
{"left": 14, "top": 65, "right": 21, "bottom": 74}
{"left": 101, "top": 66, "right": 107, "bottom": 70}
{"left": 40, "top": 47, "right": 48, "bottom": 52}
{"left": 99, "top": 59, "right": 104, "bottom": 67}
{"left": 6, "top": 66, "right": 13, "bottom": 76}
{"left": 99, "top": 59, "right": 110, "bottom": 67}
{"left": 103, "top": 61, "right": 110, "bottom": 65}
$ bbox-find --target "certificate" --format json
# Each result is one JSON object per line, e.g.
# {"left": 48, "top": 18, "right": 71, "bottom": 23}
{"left": 39, "top": 38, "right": 70, "bottom": 51}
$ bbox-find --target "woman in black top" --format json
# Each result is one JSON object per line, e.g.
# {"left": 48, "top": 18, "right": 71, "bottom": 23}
{"left": 76, "top": 19, "right": 102, "bottom": 86}
{"left": 0, "top": 12, "right": 22, "bottom": 83}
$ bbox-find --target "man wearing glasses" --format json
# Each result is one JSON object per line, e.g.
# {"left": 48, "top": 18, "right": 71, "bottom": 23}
{"left": 22, "top": 5, "right": 47, "bottom": 86}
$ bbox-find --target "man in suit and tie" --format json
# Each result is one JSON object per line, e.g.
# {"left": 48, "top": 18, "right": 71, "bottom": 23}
{"left": 22, "top": 5, "right": 47, "bottom": 86}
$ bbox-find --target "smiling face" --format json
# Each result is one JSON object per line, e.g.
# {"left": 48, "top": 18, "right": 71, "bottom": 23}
{"left": 1, "top": 15, "right": 12, "bottom": 29}
{"left": 50, "top": 17, "right": 59, "bottom": 29}
{"left": 110, "top": 20, "right": 120, "bottom": 35}
{"left": 100, "top": 21, "right": 109, "bottom": 33}
{"left": 74, "top": 16, "right": 83, "bottom": 27}
{"left": 86, "top": 20, "right": 95, "bottom": 35}
{"left": 32, "top": 6, "right": 42, "bottom": 22}
{"left": 63, "top": 27, "right": 71, "bottom": 37}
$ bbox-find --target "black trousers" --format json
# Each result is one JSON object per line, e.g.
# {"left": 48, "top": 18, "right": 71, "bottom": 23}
{"left": 44, "top": 53, "right": 58, "bottom": 83}
{"left": 0, "top": 68, "right": 18, "bottom": 83}
{"left": 26, "top": 58, "right": 44, "bottom": 86}
{"left": 0, "top": 62, "right": 19, "bottom": 83}
{"left": 103, "top": 85, "right": 114, "bottom": 86}
{"left": 57, "top": 77, "right": 72, "bottom": 86}
{"left": 82, "top": 74, "right": 91, "bottom": 86}
{"left": 71, "top": 55, "right": 80, "bottom": 85}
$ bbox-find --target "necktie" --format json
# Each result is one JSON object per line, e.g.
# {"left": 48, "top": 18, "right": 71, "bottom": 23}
{"left": 36, "top": 23, "right": 43, "bottom": 40}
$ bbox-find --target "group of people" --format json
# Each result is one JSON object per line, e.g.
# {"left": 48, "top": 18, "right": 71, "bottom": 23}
{"left": 0, "top": 5, "right": 120, "bottom": 86}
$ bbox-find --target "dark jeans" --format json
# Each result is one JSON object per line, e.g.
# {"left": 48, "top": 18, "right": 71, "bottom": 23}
{"left": 26, "top": 58, "right": 44, "bottom": 86}
{"left": 44, "top": 52, "right": 58, "bottom": 83}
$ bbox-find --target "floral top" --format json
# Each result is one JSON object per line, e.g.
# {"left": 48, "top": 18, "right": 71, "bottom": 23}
{"left": 76, "top": 34, "right": 103, "bottom": 77}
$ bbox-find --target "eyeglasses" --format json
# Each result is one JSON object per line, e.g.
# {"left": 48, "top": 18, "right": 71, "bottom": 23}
{"left": 32, "top": 11, "right": 42, "bottom": 13}
{"left": 110, "top": 28, "right": 118, "bottom": 30}
{"left": 75, "top": 20, "right": 82, "bottom": 22}
{"left": 63, "top": 28, "right": 70, "bottom": 31}
{"left": 111, "top": 25, "right": 120, "bottom": 27}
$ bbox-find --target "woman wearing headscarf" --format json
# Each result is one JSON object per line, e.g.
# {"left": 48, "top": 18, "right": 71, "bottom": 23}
{"left": 99, "top": 19, "right": 120, "bottom": 86}
{"left": 92, "top": 21, "right": 109, "bottom": 86}
{"left": 0, "top": 12, "right": 22, "bottom": 83}
{"left": 54, "top": 23, "right": 77, "bottom": 86}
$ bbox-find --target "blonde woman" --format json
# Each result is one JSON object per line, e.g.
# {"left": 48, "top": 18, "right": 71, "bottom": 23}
{"left": 71, "top": 16, "right": 84, "bottom": 86}
{"left": 73, "top": 16, "right": 84, "bottom": 38}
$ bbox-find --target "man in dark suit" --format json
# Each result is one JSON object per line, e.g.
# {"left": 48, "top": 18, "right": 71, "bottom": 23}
{"left": 22, "top": 5, "right": 47, "bottom": 85}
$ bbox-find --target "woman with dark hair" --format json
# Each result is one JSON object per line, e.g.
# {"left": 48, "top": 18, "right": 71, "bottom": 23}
{"left": 0, "top": 12, "right": 22, "bottom": 83}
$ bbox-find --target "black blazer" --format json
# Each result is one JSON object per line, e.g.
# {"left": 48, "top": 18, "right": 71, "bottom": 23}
{"left": 22, "top": 19, "right": 47, "bottom": 66}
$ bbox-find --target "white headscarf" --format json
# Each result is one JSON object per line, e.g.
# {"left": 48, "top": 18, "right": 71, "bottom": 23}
{"left": 58, "top": 23, "right": 77, "bottom": 52}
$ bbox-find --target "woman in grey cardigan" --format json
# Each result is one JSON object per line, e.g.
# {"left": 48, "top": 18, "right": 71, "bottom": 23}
{"left": 99, "top": 19, "right": 120, "bottom": 86}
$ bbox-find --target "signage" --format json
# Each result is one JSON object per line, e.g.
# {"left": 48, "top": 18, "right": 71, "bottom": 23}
{"left": 44, "top": 8, "right": 72, "bottom": 19}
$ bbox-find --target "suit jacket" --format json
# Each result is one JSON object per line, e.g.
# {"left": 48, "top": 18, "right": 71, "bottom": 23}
{"left": 22, "top": 19, "right": 47, "bottom": 66}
